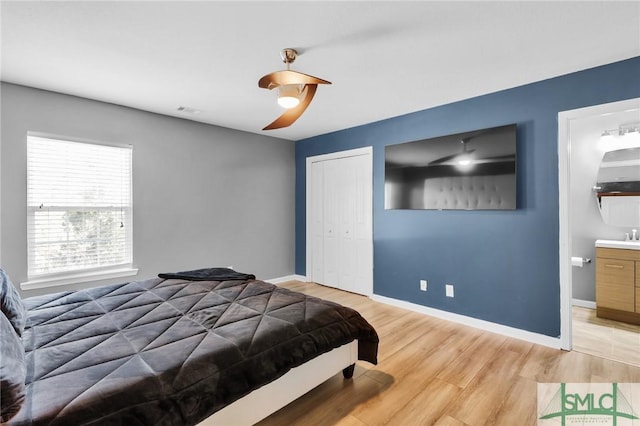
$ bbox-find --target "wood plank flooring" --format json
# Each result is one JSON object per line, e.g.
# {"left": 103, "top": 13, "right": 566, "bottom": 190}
{"left": 257, "top": 281, "right": 640, "bottom": 426}
{"left": 572, "top": 305, "right": 640, "bottom": 367}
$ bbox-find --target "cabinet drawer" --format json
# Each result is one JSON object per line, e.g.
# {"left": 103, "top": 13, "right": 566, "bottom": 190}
{"left": 596, "top": 257, "right": 635, "bottom": 312}
{"left": 597, "top": 257, "right": 635, "bottom": 281}
{"left": 637, "top": 288, "right": 640, "bottom": 313}
{"left": 597, "top": 247, "right": 640, "bottom": 261}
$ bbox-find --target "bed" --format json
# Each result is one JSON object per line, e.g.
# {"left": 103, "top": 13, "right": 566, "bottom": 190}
{"left": 0, "top": 268, "right": 378, "bottom": 425}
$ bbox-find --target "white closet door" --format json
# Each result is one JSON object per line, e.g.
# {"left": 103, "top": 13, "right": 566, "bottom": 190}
{"left": 352, "top": 154, "right": 373, "bottom": 292}
{"left": 310, "top": 161, "right": 324, "bottom": 284}
{"left": 322, "top": 159, "right": 341, "bottom": 287}
{"left": 309, "top": 151, "right": 372, "bottom": 296}
{"left": 338, "top": 156, "right": 356, "bottom": 292}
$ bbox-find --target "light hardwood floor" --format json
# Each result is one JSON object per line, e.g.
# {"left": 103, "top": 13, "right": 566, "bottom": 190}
{"left": 572, "top": 306, "right": 640, "bottom": 367}
{"left": 257, "top": 281, "right": 640, "bottom": 426}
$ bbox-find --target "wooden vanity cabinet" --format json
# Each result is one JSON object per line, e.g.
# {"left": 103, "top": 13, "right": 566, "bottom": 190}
{"left": 595, "top": 247, "right": 640, "bottom": 325}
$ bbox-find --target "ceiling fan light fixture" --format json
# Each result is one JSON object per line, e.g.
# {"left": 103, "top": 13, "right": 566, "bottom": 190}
{"left": 259, "top": 48, "right": 331, "bottom": 130}
{"left": 277, "top": 84, "right": 302, "bottom": 109}
{"left": 457, "top": 155, "right": 473, "bottom": 166}
{"left": 455, "top": 139, "right": 475, "bottom": 170}
{"left": 455, "top": 152, "right": 475, "bottom": 171}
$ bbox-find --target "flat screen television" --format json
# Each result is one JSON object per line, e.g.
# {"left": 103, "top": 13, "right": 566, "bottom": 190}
{"left": 384, "top": 124, "right": 517, "bottom": 210}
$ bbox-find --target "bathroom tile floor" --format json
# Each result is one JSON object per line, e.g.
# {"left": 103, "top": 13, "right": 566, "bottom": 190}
{"left": 572, "top": 306, "right": 640, "bottom": 367}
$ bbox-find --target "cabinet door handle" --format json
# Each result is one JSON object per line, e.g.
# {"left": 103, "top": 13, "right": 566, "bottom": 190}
{"left": 604, "top": 264, "right": 624, "bottom": 269}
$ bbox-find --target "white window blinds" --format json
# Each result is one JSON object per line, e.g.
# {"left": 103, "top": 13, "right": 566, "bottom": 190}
{"left": 27, "top": 135, "right": 133, "bottom": 277}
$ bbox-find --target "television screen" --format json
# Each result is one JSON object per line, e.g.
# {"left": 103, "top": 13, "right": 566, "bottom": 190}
{"left": 384, "top": 124, "right": 517, "bottom": 210}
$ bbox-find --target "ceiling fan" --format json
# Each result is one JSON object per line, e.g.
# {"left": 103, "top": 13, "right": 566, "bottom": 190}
{"left": 429, "top": 137, "right": 476, "bottom": 166}
{"left": 429, "top": 135, "right": 515, "bottom": 168}
{"left": 258, "top": 48, "right": 331, "bottom": 130}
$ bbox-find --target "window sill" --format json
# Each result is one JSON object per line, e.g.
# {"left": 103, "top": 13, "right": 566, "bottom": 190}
{"left": 20, "top": 267, "right": 139, "bottom": 291}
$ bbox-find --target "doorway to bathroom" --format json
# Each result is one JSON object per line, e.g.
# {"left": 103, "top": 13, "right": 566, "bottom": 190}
{"left": 559, "top": 97, "right": 640, "bottom": 366}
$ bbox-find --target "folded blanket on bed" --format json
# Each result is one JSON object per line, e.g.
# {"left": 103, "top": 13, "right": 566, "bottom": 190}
{"left": 158, "top": 267, "right": 255, "bottom": 281}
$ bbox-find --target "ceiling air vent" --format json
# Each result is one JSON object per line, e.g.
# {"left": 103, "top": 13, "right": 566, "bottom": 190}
{"left": 176, "top": 106, "right": 201, "bottom": 114}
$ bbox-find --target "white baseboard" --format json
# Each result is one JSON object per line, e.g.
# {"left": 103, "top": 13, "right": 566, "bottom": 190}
{"left": 572, "top": 298, "right": 596, "bottom": 309}
{"left": 371, "top": 294, "right": 562, "bottom": 350}
{"left": 264, "top": 274, "right": 309, "bottom": 285}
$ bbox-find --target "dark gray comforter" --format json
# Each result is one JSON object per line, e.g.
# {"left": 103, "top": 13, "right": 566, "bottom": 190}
{"left": 9, "top": 276, "right": 378, "bottom": 425}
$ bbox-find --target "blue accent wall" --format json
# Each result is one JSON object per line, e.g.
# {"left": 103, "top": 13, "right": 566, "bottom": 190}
{"left": 295, "top": 57, "right": 640, "bottom": 337}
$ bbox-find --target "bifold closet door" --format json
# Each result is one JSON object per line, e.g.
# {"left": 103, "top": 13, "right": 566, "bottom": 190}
{"left": 322, "top": 158, "right": 342, "bottom": 289}
{"left": 311, "top": 154, "right": 371, "bottom": 295}
{"left": 310, "top": 161, "right": 325, "bottom": 285}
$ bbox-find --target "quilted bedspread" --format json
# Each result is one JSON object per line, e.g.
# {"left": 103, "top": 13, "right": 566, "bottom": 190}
{"left": 9, "top": 277, "right": 378, "bottom": 425}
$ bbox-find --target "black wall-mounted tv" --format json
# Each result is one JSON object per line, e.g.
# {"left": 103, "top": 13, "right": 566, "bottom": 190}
{"left": 384, "top": 124, "right": 517, "bottom": 210}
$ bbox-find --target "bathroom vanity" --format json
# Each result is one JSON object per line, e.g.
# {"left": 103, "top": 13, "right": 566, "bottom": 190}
{"left": 595, "top": 240, "right": 640, "bottom": 325}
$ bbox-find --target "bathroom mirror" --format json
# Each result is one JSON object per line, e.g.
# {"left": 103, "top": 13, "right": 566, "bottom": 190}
{"left": 595, "top": 147, "right": 640, "bottom": 227}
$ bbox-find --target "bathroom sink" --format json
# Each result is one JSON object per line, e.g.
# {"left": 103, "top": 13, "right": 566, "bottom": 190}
{"left": 595, "top": 239, "right": 640, "bottom": 250}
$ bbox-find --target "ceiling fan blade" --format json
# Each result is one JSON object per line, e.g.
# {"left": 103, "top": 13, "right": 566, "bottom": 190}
{"left": 263, "top": 84, "right": 317, "bottom": 130}
{"left": 258, "top": 70, "right": 330, "bottom": 90}
{"left": 429, "top": 149, "right": 476, "bottom": 165}
{"left": 428, "top": 153, "right": 458, "bottom": 165}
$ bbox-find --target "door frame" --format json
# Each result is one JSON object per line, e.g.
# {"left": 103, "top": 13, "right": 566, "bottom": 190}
{"left": 557, "top": 97, "right": 640, "bottom": 350}
{"left": 305, "top": 146, "right": 373, "bottom": 295}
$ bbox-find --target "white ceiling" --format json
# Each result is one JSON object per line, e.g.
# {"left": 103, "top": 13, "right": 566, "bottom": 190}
{"left": 2, "top": 1, "right": 639, "bottom": 141}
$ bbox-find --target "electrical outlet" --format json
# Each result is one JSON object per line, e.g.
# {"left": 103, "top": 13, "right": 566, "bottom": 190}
{"left": 445, "top": 284, "right": 454, "bottom": 298}
{"left": 420, "top": 280, "right": 428, "bottom": 291}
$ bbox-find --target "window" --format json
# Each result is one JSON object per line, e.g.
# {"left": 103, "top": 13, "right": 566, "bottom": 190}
{"left": 27, "top": 135, "right": 133, "bottom": 279}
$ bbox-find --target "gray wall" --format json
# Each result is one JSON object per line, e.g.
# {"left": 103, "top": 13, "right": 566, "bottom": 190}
{"left": 570, "top": 108, "right": 640, "bottom": 302}
{"left": 1, "top": 83, "right": 295, "bottom": 297}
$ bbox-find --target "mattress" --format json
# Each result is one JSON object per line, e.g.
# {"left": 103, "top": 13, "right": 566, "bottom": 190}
{"left": 8, "top": 276, "right": 378, "bottom": 425}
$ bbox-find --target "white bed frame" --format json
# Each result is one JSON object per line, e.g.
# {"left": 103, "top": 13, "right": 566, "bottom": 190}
{"left": 198, "top": 341, "right": 358, "bottom": 426}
